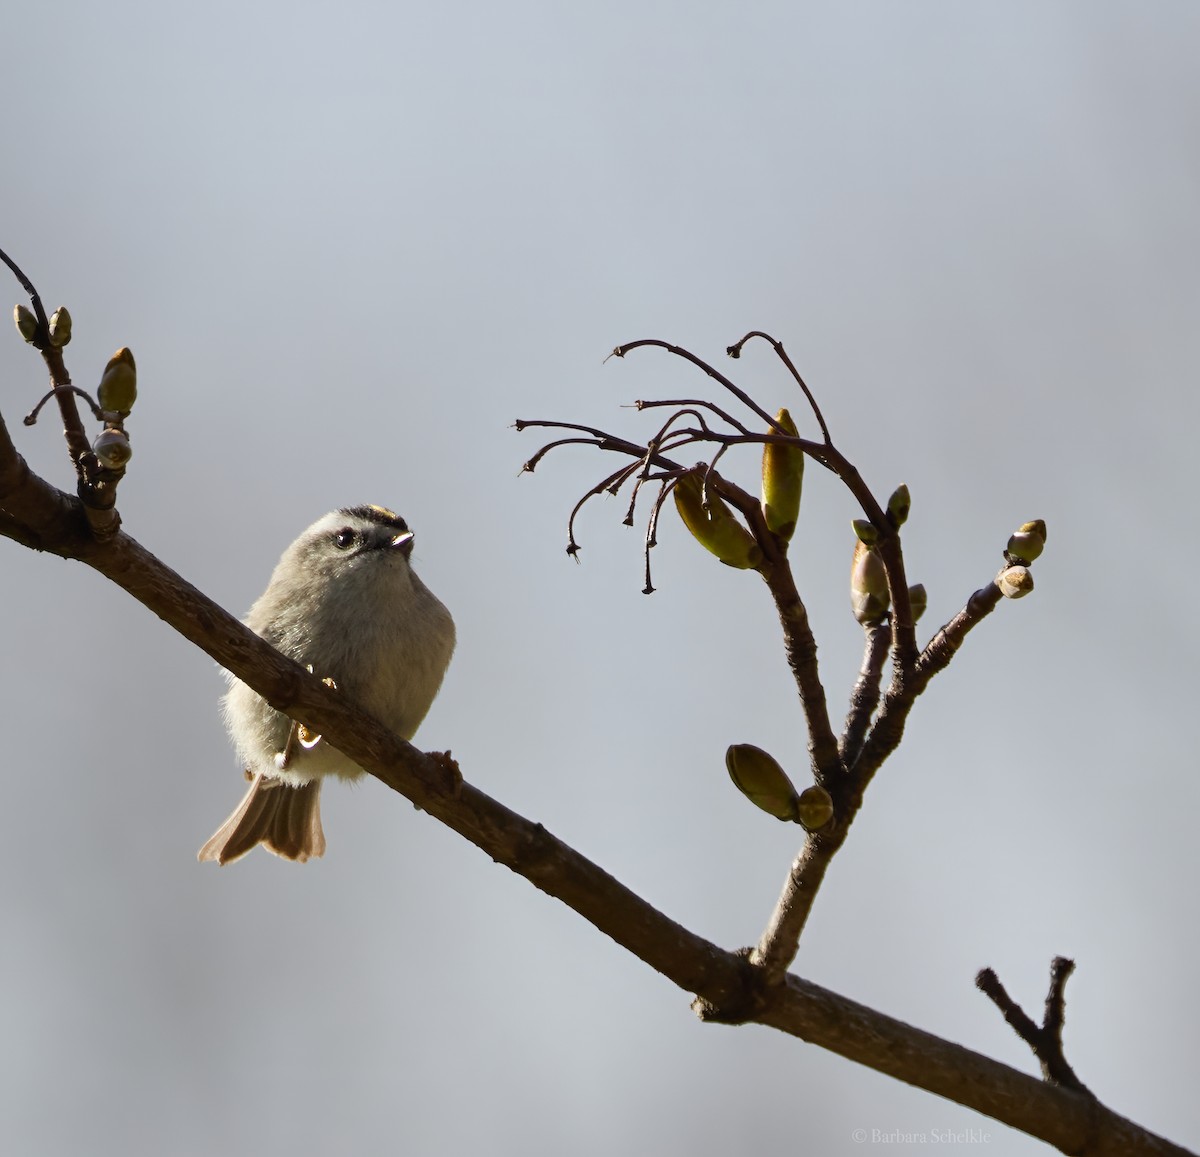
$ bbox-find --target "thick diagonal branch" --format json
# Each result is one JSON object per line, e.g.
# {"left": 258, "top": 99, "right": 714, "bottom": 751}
{"left": 0, "top": 413, "right": 1189, "bottom": 1156}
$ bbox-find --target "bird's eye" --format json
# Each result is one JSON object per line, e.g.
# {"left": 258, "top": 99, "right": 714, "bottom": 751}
{"left": 333, "top": 527, "right": 357, "bottom": 549}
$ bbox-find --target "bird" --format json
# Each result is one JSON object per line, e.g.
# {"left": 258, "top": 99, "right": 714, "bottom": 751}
{"left": 198, "top": 504, "right": 455, "bottom": 865}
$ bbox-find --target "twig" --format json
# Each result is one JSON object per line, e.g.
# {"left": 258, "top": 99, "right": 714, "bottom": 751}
{"left": 749, "top": 576, "right": 1007, "bottom": 984}
{"left": 1, "top": 246, "right": 122, "bottom": 537}
{"left": 976, "top": 957, "right": 1091, "bottom": 1093}
{"left": 0, "top": 391, "right": 1184, "bottom": 1153}
{"left": 840, "top": 622, "right": 891, "bottom": 767}
{"left": 632, "top": 396, "right": 753, "bottom": 435}
{"left": 24, "top": 384, "right": 105, "bottom": 426}
{"left": 612, "top": 339, "right": 783, "bottom": 431}
{"left": 726, "top": 329, "right": 832, "bottom": 446}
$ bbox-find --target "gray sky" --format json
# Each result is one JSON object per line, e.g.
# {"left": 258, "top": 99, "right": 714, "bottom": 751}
{"left": 3, "top": 2, "right": 1198, "bottom": 1154}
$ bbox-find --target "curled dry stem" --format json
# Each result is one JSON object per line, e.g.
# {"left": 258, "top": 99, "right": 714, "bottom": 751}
{"left": 726, "top": 329, "right": 832, "bottom": 446}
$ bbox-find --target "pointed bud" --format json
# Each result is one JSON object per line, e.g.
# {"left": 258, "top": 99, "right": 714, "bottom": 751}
{"left": 907, "top": 583, "right": 927, "bottom": 622}
{"left": 851, "top": 518, "right": 880, "bottom": 547}
{"left": 48, "top": 306, "right": 72, "bottom": 347}
{"left": 13, "top": 304, "right": 38, "bottom": 343}
{"left": 886, "top": 484, "right": 911, "bottom": 527}
{"left": 92, "top": 428, "right": 132, "bottom": 469}
{"left": 1005, "top": 519, "right": 1047, "bottom": 565}
{"left": 726, "top": 744, "right": 800, "bottom": 821}
{"left": 673, "top": 472, "right": 763, "bottom": 570}
{"left": 796, "top": 785, "right": 834, "bottom": 832}
{"left": 760, "top": 407, "right": 804, "bottom": 541}
{"left": 97, "top": 347, "right": 137, "bottom": 416}
{"left": 850, "top": 539, "right": 890, "bottom": 624}
{"left": 997, "top": 565, "right": 1033, "bottom": 599}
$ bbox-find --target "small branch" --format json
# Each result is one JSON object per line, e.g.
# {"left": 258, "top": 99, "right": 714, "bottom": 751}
{"left": 520, "top": 436, "right": 605, "bottom": 474}
{"left": 0, "top": 246, "right": 46, "bottom": 325}
{"left": 914, "top": 581, "right": 1004, "bottom": 679}
{"left": 641, "top": 478, "right": 674, "bottom": 593}
{"left": 1, "top": 246, "right": 122, "bottom": 536}
{"left": 0, "top": 407, "right": 1188, "bottom": 1154}
{"left": 977, "top": 957, "right": 1091, "bottom": 1094}
{"left": 754, "top": 550, "right": 842, "bottom": 782}
{"left": 632, "top": 397, "right": 753, "bottom": 435}
{"left": 564, "top": 465, "right": 635, "bottom": 557}
{"left": 521, "top": 341, "right": 1030, "bottom": 1012}
{"left": 24, "top": 384, "right": 105, "bottom": 426}
{"left": 849, "top": 580, "right": 1005, "bottom": 800}
{"left": 840, "top": 621, "right": 891, "bottom": 767}
{"left": 612, "top": 339, "right": 784, "bottom": 431}
{"left": 749, "top": 577, "right": 1007, "bottom": 983}
{"left": 749, "top": 829, "right": 844, "bottom": 984}
{"left": 877, "top": 533, "right": 918, "bottom": 674}
{"left": 726, "top": 329, "right": 832, "bottom": 446}
{"left": 516, "top": 419, "right": 684, "bottom": 476}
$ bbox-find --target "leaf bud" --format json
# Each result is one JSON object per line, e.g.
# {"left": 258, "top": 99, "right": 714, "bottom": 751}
{"left": 907, "top": 583, "right": 927, "bottom": 622}
{"left": 760, "top": 407, "right": 804, "bottom": 541}
{"left": 673, "top": 472, "right": 763, "bottom": 570}
{"left": 13, "top": 304, "right": 38, "bottom": 343}
{"left": 1005, "top": 519, "right": 1047, "bottom": 565}
{"left": 97, "top": 347, "right": 137, "bottom": 416}
{"left": 850, "top": 539, "right": 890, "bottom": 624}
{"left": 997, "top": 565, "right": 1034, "bottom": 599}
{"left": 796, "top": 785, "right": 835, "bottom": 832}
{"left": 886, "top": 484, "right": 911, "bottom": 527}
{"left": 92, "top": 428, "right": 132, "bottom": 469}
{"left": 48, "top": 306, "right": 72, "bottom": 347}
{"left": 851, "top": 518, "right": 880, "bottom": 547}
{"left": 725, "top": 743, "right": 800, "bottom": 821}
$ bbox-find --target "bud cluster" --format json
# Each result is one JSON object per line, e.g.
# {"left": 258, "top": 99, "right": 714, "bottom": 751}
{"left": 998, "top": 520, "right": 1046, "bottom": 599}
{"left": 847, "top": 486, "right": 925, "bottom": 626}
{"left": 725, "top": 743, "right": 835, "bottom": 832}
{"left": 12, "top": 301, "right": 140, "bottom": 473}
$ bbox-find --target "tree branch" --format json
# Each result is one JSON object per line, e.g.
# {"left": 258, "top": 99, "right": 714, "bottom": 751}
{"left": 0, "top": 395, "right": 1191, "bottom": 1155}
{"left": 977, "top": 957, "right": 1091, "bottom": 1093}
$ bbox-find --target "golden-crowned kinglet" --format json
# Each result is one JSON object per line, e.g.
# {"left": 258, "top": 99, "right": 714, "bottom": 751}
{"left": 198, "top": 505, "right": 455, "bottom": 865}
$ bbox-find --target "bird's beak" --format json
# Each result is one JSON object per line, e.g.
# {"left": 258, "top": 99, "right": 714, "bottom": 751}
{"left": 391, "top": 531, "right": 415, "bottom": 556}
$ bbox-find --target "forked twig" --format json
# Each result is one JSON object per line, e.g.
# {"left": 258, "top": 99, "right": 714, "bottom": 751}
{"left": 977, "top": 957, "right": 1091, "bottom": 1094}
{"left": 517, "top": 333, "right": 1041, "bottom": 988}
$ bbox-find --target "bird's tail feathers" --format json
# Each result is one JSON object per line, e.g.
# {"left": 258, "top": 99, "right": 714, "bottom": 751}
{"left": 198, "top": 775, "right": 326, "bottom": 865}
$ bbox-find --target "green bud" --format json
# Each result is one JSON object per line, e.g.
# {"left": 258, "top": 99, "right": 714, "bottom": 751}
{"left": 886, "top": 484, "right": 911, "bottom": 527}
{"left": 674, "top": 472, "right": 763, "bottom": 570}
{"left": 97, "top": 347, "right": 137, "bottom": 416}
{"left": 907, "top": 583, "right": 927, "bottom": 622}
{"left": 13, "top": 304, "right": 38, "bottom": 343}
{"left": 851, "top": 518, "right": 880, "bottom": 547}
{"left": 997, "top": 565, "right": 1033, "bottom": 599}
{"left": 92, "top": 428, "right": 132, "bottom": 469}
{"left": 796, "top": 785, "right": 834, "bottom": 832}
{"left": 850, "top": 539, "right": 890, "bottom": 624}
{"left": 725, "top": 743, "right": 800, "bottom": 821}
{"left": 1005, "top": 519, "right": 1047, "bottom": 565}
{"left": 48, "top": 306, "right": 72, "bottom": 347}
{"left": 760, "top": 407, "right": 804, "bottom": 541}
